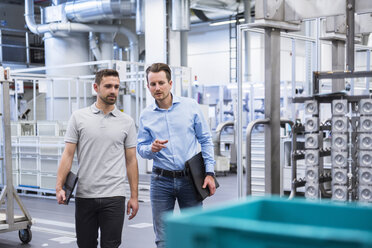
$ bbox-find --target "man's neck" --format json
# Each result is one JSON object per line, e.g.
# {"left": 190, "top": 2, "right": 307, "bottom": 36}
{"left": 96, "top": 101, "right": 115, "bottom": 114}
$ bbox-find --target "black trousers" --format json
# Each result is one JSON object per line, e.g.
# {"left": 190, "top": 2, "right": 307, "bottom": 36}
{"left": 75, "top": 196, "right": 126, "bottom": 248}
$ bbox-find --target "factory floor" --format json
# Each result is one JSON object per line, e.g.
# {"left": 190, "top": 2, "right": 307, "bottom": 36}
{"left": 0, "top": 173, "right": 239, "bottom": 248}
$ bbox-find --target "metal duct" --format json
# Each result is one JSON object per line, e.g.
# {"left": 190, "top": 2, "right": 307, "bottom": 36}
{"left": 52, "top": 0, "right": 68, "bottom": 5}
{"left": 65, "top": 0, "right": 136, "bottom": 23}
{"left": 171, "top": 0, "right": 190, "bottom": 31}
{"left": 25, "top": 0, "right": 139, "bottom": 62}
{"left": 136, "top": 0, "right": 144, "bottom": 34}
{"left": 89, "top": 32, "right": 102, "bottom": 60}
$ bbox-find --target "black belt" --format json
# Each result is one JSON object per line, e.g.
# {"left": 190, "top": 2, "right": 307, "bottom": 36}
{"left": 153, "top": 167, "right": 187, "bottom": 178}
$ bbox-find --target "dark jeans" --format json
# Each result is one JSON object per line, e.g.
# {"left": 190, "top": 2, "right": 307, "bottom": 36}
{"left": 150, "top": 173, "right": 202, "bottom": 248}
{"left": 75, "top": 196, "right": 126, "bottom": 248}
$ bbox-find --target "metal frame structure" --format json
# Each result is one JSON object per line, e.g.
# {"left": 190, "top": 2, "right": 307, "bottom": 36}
{"left": 236, "top": 25, "right": 318, "bottom": 197}
{"left": 12, "top": 60, "right": 191, "bottom": 125}
{"left": 238, "top": 0, "right": 372, "bottom": 202}
{"left": 0, "top": 78, "right": 32, "bottom": 243}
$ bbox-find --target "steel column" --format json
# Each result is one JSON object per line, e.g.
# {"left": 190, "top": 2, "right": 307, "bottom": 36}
{"left": 237, "top": 25, "right": 244, "bottom": 197}
{"left": 332, "top": 40, "right": 346, "bottom": 92}
{"left": 346, "top": 0, "right": 355, "bottom": 71}
{"left": 366, "top": 49, "right": 370, "bottom": 94}
{"left": 33, "top": 80, "right": 36, "bottom": 121}
{"left": 0, "top": 30, "right": 2, "bottom": 63}
{"left": 25, "top": 32, "right": 30, "bottom": 65}
{"left": 2, "top": 81, "right": 14, "bottom": 226}
{"left": 291, "top": 39, "right": 296, "bottom": 120}
{"left": 264, "top": 28, "right": 281, "bottom": 195}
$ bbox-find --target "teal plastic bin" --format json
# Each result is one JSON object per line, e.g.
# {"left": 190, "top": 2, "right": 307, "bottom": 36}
{"left": 165, "top": 197, "right": 372, "bottom": 248}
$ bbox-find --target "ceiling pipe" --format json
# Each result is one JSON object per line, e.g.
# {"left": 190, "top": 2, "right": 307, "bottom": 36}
{"left": 89, "top": 32, "right": 102, "bottom": 61}
{"left": 65, "top": 0, "right": 135, "bottom": 23}
{"left": 136, "top": 0, "right": 144, "bottom": 35}
{"left": 25, "top": 0, "right": 138, "bottom": 62}
{"left": 172, "top": 0, "right": 190, "bottom": 31}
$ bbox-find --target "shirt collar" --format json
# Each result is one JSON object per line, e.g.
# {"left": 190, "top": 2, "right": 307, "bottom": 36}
{"left": 91, "top": 102, "right": 120, "bottom": 116}
{"left": 152, "top": 94, "right": 181, "bottom": 110}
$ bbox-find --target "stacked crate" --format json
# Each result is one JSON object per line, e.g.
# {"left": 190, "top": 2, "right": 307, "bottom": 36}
{"left": 18, "top": 136, "right": 39, "bottom": 188}
{"left": 0, "top": 122, "right": 21, "bottom": 187}
{"left": 357, "top": 99, "right": 372, "bottom": 203}
{"left": 39, "top": 136, "right": 64, "bottom": 190}
{"left": 38, "top": 121, "right": 62, "bottom": 190}
{"left": 331, "top": 99, "right": 349, "bottom": 202}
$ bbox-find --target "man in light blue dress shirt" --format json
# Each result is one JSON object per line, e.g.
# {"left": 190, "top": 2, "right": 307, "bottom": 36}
{"left": 137, "top": 63, "right": 216, "bottom": 248}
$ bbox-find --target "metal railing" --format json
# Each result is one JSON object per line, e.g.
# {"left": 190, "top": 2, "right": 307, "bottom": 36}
{"left": 0, "top": 27, "right": 44, "bottom": 65}
{"left": 245, "top": 118, "right": 294, "bottom": 196}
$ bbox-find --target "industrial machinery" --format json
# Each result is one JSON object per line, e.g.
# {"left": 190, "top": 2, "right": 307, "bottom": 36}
{"left": 213, "top": 121, "right": 233, "bottom": 175}
{"left": 290, "top": 89, "right": 372, "bottom": 203}
{"left": 239, "top": 0, "right": 372, "bottom": 203}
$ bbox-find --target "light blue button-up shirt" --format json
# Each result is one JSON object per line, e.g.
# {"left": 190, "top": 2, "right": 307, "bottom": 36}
{"left": 137, "top": 95, "right": 215, "bottom": 173}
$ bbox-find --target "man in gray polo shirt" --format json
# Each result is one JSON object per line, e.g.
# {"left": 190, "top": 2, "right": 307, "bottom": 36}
{"left": 56, "top": 69, "right": 139, "bottom": 248}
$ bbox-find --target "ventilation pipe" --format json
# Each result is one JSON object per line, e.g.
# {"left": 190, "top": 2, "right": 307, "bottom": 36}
{"left": 89, "top": 32, "right": 102, "bottom": 61}
{"left": 136, "top": 0, "right": 144, "bottom": 34}
{"left": 25, "top": 0, "right": 138, "bottom": 62}
{"left": 171, "top": 0, "right": 190, "bottom": 31}
{"left": 65, "top": 0, "right": 135, "bottom": 23}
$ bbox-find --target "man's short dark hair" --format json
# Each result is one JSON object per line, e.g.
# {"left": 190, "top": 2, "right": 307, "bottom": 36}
{"left": 145, "top": 63, "right": 171, "bottom": 83}
{"left": 95, "top": 69, "right": 119, "bottom": 85}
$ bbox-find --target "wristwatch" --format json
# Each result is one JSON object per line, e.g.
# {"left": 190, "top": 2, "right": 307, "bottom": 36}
{"left": 205, "top": 172, "right": 215, "bottom": 177}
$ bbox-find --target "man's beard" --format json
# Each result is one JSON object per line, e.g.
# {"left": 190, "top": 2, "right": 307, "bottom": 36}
{"left": 100, "top": 95, "right": 116, "bottom": 105}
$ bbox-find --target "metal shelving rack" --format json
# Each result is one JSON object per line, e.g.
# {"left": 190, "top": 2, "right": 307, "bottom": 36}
{"left": 0, "top": 77, "right": 32, "bottom": 243}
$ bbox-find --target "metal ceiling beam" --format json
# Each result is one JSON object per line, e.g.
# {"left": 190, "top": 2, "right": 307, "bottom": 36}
{"left": 256, "top": 0, "right": 372, "bottom": 22}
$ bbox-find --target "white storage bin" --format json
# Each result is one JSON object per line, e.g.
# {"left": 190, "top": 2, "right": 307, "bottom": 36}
{"left": 0, "top": 171, "right": 20, "bottom": 187}
{"left": 12, "top": 155, "right": 18, "bottom": 170}
{"left": 19, "top": 136, "right": 38, "bottom": 154}
{"left": 40, "top": 173, "right": 56, "bottom": 190}
{"left": 59, "top": 121, "right": 68, "bottom": 137}
{"left": 10, "top": 122, "right": 20, "bottom": 136}
{"left": 40, "top": 155, "right": 59, "bottom": 174}
{"left": 39, "top": 137, "right": 64, "bottom": 155}
{"left": 0, "top": 155, "right": 19, "bottom": 171}
{"left": 0, "top": 137, "right": 18, "bottom": 155}
{"left": 19, "top": 154, "right": 38, "bottom": 171}
{"left": 13, "top": 172, "right": 19, "bottom": 186}
{"left": 37, "top": 121, "right": 60, "bottom": 136}
{"left": 20, "top": 171, "right": 39, "bottom": 187}
{"left": 19, "top": 121, "right": 37, "bottom": 136}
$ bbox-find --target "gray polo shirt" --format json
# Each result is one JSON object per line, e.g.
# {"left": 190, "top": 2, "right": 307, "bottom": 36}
{"left": 65, "top": 103, "right": 137, "bottom": 198}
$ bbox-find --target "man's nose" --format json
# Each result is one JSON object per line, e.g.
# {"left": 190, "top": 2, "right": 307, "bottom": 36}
{"left": 110, "top": 86, "right": 117, "bottom": 93}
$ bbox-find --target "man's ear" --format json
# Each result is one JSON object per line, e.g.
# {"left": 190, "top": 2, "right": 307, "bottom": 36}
{"left": 93, "top": 83, "right": 99, "bottom": 93}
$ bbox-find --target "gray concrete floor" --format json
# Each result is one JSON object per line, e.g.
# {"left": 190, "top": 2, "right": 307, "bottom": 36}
{"left": 0, "top": 173, "right": 239, "bottom": 248}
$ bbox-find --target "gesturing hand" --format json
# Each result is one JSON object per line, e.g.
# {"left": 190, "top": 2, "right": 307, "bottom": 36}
{"left": 151, "top": 139, "right": 168, "bottom": 152}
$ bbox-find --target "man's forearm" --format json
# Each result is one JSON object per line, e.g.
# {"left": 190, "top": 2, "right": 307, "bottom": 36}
{"left": 56, "top": 152, "right": 74, "bottom": 191}
{"left": 126, "top": 161, "right": 139, "bottom": 199}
